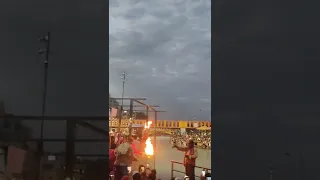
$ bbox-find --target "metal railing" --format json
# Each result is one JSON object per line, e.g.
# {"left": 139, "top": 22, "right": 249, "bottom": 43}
{"left": 171, "top": 160, "right": 211, "bottom": 179}
{"left": 0, "top": 115, "right": 109, "bottom": 180}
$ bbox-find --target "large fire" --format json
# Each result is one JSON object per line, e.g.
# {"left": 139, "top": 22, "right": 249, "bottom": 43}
{"left": 144, "top": 121, "right": 154, "bottom": 157}
{"left": 144, "top": 137, "right": 154, "bottom": 156}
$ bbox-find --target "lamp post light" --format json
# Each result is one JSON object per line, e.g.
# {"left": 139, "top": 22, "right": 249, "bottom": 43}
{"left": 38, "top": 32, "right": 50, "bottom": 142}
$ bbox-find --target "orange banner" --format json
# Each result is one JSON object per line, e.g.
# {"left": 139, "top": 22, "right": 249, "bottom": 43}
{"left": 179, "top": 121, "right": 188, "bottom": 128}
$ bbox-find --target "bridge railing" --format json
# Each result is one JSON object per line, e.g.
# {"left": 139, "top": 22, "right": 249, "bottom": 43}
{"left": 170, "top": 160, "right": 211, "bottom": 179}
{"left": 109, "top": 119, "right": 211, "bottom": 129}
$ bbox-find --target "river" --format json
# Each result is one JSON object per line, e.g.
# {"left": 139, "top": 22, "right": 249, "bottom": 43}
{"left": 151, "top": 136, "right": 211, "bottom": 179}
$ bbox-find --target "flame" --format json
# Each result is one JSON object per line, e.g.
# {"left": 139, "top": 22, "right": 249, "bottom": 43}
{"left": 144, "top": 137, "right": 154, "bottom": 156}
{"left": 144, "top": 121, "right": 152, "bottom": 129}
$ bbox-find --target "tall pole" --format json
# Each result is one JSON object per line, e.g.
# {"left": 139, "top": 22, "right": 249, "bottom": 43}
{"left": 118, "top": 71, "right": 126, "bottom": 132}
{"left": 154, "top": 111, "right": 157, "bottom": 168}
{"left": 40, "top": 32, "right": 50, "bottom": 143}
{"left": 37, "top": 32, "right": 50, "bottom": 180}
{"left": 146, "top": 106, "right": 149, "bottom": 124}
{"left": 121, "top": 71, "right": 125, "bottom": 109}
{"left": 128, "top": 99, "right": 133, "bottom": 139}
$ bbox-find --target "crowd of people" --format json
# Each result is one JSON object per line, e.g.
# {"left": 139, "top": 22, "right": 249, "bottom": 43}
{"left": 170, "top": 130, "right": 211, "bottom": 150}
{"left": 109, "top": 166, "right": 157, "bottom": 180}
{"left": 109, "top": 129, "right": 211, "bottom": 180}
{"left": 109, "top": 132, "right": 158, "bottom": 180}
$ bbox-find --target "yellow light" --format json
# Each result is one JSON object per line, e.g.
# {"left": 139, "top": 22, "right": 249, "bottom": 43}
{"left": 144, "top": 137, "right": 154, "bottom": 156}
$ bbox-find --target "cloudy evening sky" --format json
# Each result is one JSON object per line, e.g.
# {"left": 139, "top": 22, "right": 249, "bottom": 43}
{"left": 109, "top": 0, "right": 211, "bottom": 120}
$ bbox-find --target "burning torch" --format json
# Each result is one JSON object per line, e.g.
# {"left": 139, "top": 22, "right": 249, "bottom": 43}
{"left": 144, "top": 121, "right": 154, "bottom": 167}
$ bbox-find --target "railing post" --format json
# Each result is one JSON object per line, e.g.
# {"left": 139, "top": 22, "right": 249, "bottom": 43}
{"left": 171, "top": 161, "right": 174, "bottom": 179}
{"left": 170, "top": 160, "right": 211, "bottom": 179}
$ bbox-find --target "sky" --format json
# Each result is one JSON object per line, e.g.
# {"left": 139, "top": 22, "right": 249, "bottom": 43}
{"left": 0, "top": 0, "right": 108, "bottom": 117}
{"left": 0, "top": 0, "right": 109, "bottom": 155}
{"left": 109, "top": 0, "right": 211, "bottom": 121}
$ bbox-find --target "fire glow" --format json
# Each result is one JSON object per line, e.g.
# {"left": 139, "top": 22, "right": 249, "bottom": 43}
{"left": 144, "top": 137, "right": 154, "bottom": 156}
{"left": 144, "top": 121, "right": 152, "bottom": 129}
{"left": 144, "top": 121, "right": 154, "bottom": 157}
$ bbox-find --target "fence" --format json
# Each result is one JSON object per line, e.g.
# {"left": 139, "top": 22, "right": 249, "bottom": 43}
{"left": 170, "top": 160, "right": 211, "bottom": 179}
{"left": 0, "top": 115, "right": 109, "bottom": 180}
{"left": 109, "top": 119, "right": 211, "bottom": 129}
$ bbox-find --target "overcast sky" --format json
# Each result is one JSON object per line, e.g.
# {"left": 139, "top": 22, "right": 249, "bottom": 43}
{"left": 0, "top": 0, "right": 108, "bottom": 117}
{"left": 109, "top": 0, "right": 211, "bottom": 120}
{"left": 0, "top": 0, "right": 109, "bottom": 155}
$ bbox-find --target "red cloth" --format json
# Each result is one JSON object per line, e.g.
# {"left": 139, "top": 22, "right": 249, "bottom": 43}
{"left": 121, "top": 176, "right": 129, "bottom": 180}
{"left": 115, "top": 133, "right": 124, "bottom": 145}
{"left": 184, "top": 148, "right": 196, "bottom": 166}
{"left": 109, "top": 149, "right": 116, "bottom": 170}
{"left": 131, "top": 143, "right": 141, "bottom": 155}
{"left": 117, "top": 136, "right": 124, "bottom": 146}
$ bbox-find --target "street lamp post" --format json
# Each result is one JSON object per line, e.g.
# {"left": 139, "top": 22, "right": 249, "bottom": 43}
{"left": 37, "top": 32, "right": 51, "bottom": 180}
{"left": 118, "top": 71, "right": 126, "bottom": 132}
{"left": 154, "top": 111, "right": 157, "bottom": 167}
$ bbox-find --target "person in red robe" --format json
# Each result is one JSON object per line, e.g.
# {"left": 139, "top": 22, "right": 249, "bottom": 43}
{"left": 173, "top": 139, "right": 198, "bottom": 180}
{"left": 131, "top": 138, "right": 141, "bottom": 155}
{"left": 109, "top": 149, "right": 116, "bottom": 172}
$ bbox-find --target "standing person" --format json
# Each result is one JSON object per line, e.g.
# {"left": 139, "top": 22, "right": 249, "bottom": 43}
{"left": 132, "top": 136, "right": 141, "bottom": 155}
{"left": 116, "top": 132, "right": 125, "bottom": 146}
{"left": 110, "top": 136, "right": 117, "bottom": 149}
{"left": 114, "top": 136, "right": 134, "bottom": 180}
{"left": 109, "top": 149, "right": 117, "bottom": 172}
{"left": 172, "top": 139, "right": 198, "bottom": 180}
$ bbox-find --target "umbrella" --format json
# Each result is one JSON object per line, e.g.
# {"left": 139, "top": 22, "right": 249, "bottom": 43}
{"left": 196, "top": 126, "right": 211, "bottom": 131}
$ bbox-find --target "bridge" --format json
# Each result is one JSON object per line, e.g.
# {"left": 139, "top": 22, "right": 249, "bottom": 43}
{"left": 109, "top": 118, "right": 211, "bottom": 129}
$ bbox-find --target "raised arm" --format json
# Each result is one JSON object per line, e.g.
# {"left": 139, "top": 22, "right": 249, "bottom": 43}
{"left": 175, "top": 146, "right": 188, "bottom": 152}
